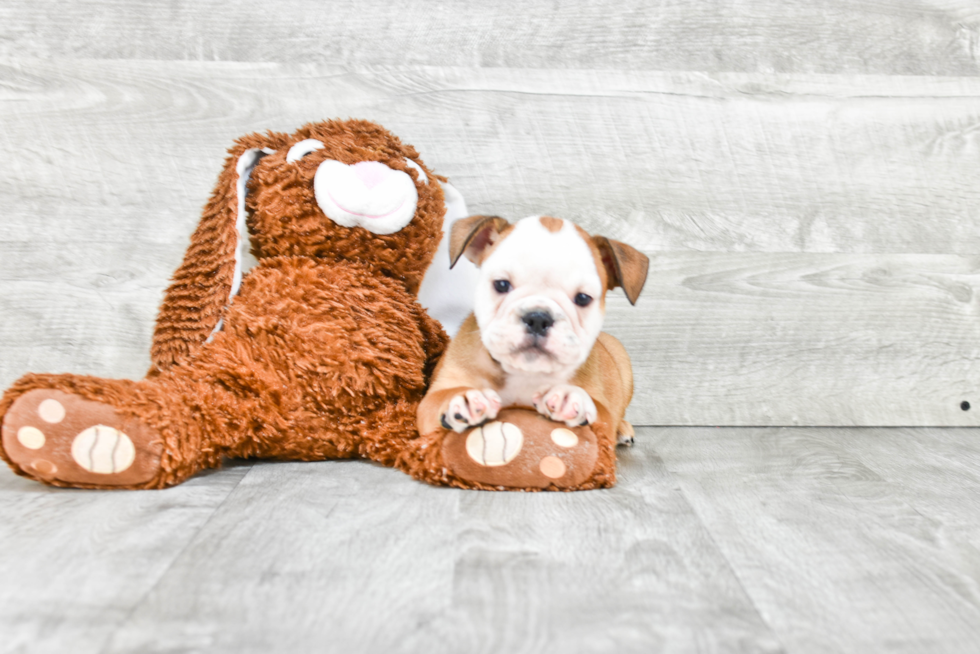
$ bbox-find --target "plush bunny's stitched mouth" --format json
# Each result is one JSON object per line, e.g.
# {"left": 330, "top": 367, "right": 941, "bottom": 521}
{"left": 326, "top": 191, "right": 409, "bottom": 220}
{"left": 313, "top": 159, "right": 419, "bottom": 235}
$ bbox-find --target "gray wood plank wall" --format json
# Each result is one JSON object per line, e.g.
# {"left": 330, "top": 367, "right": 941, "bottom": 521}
{"left": 1, "top": 3, "right": 979, "bottom": 427}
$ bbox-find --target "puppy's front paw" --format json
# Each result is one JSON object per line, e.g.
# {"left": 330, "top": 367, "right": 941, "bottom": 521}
{"left": 533, "top": 385, "right": 598, "bottom": 428}
{"left": 441, "top": 389, "right": 502, "bottom": 433}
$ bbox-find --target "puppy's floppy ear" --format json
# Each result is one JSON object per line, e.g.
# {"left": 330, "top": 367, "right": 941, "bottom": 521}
{"left": 592, "top": 237, "right": 650, "bottom": 305}
{"left": 449, "top": 215, "right": 510, "bottom": 268}
{"left": 150, "top": 132, "right": 288, "bottom": 372}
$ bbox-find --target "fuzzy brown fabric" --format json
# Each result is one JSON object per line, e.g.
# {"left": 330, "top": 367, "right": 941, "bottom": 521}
{"left": 0, "top": 120, "right": 449, "bottom": 489}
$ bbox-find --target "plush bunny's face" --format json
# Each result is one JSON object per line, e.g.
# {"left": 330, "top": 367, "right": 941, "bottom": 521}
{"left": 243, "top": 120, "right": 445, "bottom": 293}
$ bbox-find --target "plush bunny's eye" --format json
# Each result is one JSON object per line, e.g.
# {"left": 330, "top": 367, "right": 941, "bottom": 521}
{"left": 286, "top": 139, "right": 325, "bottom": 163}
{"left": 403, "top": 158, "right": 428, "bottom": 184}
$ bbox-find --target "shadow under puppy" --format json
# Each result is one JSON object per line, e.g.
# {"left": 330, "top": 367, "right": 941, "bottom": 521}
{"left": 416, "top": 215, "right": 649, "bottom": 488}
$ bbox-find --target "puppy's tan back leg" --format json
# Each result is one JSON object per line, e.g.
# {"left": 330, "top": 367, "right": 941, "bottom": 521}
{"left": 616, "top": 420, "right": 635, "bottom": 446}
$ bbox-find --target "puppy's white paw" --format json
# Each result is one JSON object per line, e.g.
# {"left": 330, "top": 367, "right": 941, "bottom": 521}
{"left": 442, "top": 388, "right": 502, "bottom": 433}
{"left": 533, "top": 385, "right": 597, "bottom": 428}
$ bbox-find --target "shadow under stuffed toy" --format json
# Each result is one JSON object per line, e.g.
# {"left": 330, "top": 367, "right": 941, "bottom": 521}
{"left": 0, "top": 119, "right": 622, "bottom": 491}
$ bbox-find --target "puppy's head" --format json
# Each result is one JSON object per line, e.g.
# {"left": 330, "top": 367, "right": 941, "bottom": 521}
{"left": 450, "top": 215, "right": 649, "bottom": 377}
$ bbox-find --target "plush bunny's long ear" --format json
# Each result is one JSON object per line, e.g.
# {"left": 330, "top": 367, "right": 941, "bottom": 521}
{"left": 149, "top": 137, "right": 279, "bottom": 372}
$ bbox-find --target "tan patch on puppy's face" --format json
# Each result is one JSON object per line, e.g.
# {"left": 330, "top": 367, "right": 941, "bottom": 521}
{"left": 476, "top": 223, "right": 516, "bottom": 266}
{"left": 539, "top": 216, "right": 563, "bottom": 233}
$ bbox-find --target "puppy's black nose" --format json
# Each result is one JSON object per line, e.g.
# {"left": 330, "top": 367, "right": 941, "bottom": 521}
{"left": 522, "top": 311, "right": 554, "bottom": 336}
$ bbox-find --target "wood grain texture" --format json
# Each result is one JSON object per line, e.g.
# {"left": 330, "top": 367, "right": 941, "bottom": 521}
{"left": 0, "top": 243, "right": 171, "bottom": 384}
{"left": 97, "top": 462, "right": 461, "bottom": 653}
{"left": 609, "top": 252, "right": 980, "bottom": 427}
{"left": 0, "top": 463, "right": 251, "bottom": 654}
{"left": 647, "top": 425, "right": 980, "bottom": 654}
{"left": 101, "top": 451, "right": 780, "bottom": 654}
{"left": 2, "top": 426, "right": 978, "bottom": 653}
{"left": 2, "top": 0, "right": 980, "bottom": 76}
{"left": 2, "top": 62, "right": 980, "bottom": 255}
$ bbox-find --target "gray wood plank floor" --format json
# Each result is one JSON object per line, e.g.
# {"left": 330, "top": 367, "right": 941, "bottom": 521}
{"left": 2, "top": 427, "right": 979, "bottom": 654}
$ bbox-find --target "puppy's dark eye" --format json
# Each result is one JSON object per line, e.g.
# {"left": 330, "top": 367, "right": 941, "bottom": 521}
{"left": 493, "top": 280, "right": 513, "bottom": 294}
{"left": 574, "top": 293, "right": 593, "bottom": 307}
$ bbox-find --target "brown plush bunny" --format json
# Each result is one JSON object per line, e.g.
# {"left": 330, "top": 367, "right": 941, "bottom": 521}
{"left": 0, "top": 119, "right": 463, "bottom": 489}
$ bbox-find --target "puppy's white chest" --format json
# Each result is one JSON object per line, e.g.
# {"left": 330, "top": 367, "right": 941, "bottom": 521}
{"left": 498, "top": 372, "right": 569, "bottom": 406}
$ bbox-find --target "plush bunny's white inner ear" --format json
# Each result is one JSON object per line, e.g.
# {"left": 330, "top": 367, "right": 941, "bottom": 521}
{"left": 206, "top": 146, "right": 275, "bottom": 343}
{"left": 286, "top": 139, "right": 324, "bottom": 163}
{"left": 403, "top": 158, "right": 428, "bottom": 184}
{"left": 417, "top": 181, "right": 479, "bottom": 337}
{"left": 232, "top": 147, "right": 275, "bottom": 297}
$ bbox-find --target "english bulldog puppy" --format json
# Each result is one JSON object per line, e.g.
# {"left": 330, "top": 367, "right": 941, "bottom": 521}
{"left": 417, "top": 215, "right": 649, "bottom": 445}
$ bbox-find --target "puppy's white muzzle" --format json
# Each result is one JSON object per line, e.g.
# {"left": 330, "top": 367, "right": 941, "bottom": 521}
{"left": 482, "top": 295, "right": 587, "bottom": 375}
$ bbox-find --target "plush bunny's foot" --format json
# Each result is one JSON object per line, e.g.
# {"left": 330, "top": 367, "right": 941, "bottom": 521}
{"left": 2, "top": 389, "right": 163, "bottom": 488}
{"left": 441, "top": 408, "right": 603, "bottom": 490}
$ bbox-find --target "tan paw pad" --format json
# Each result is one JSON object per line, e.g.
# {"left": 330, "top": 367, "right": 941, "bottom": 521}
{"left": 550, "top": 428, "right": 578, "bottom": 448}
{"left": 71, "top": 426, "right": 137, "bottom": 474}
{"left": 31, "top": 459, "right": 58, "bottom": 477}
{"left": 466, "top": 421, "right": 523, "bottom": 467}
{"left": 539, "top": 455, "right": 567, "bottom": 479}
{"left": 17, "top": 426, "right": 46, "bottom": 449}
{"left": 38, "top": 399, "right": 66, "bottom": 423}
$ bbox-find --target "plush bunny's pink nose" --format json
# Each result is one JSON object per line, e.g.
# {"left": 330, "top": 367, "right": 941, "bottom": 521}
{"left": 351, "top": 161, "right": 392, "bottom": 189}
